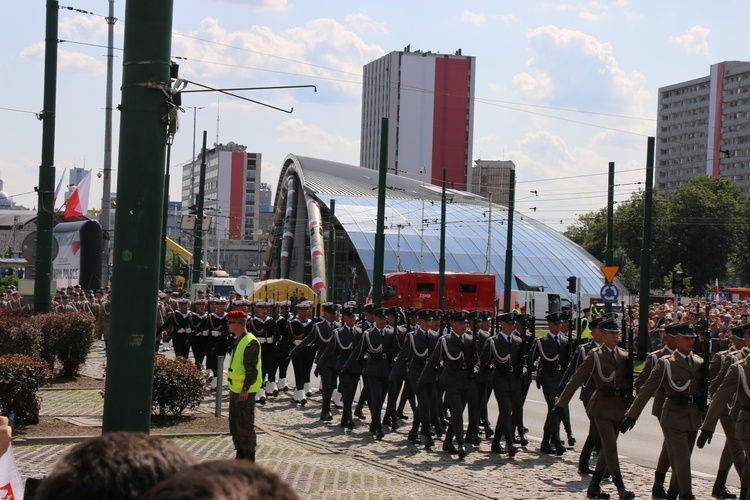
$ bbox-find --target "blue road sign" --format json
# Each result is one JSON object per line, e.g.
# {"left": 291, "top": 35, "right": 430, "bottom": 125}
{"left": 600, "top": 284, "right": 620, "bottom": 303}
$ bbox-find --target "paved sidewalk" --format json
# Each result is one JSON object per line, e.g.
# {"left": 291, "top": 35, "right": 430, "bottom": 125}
{"left": 12, "top": 346, "right": 718, "bottom": 499}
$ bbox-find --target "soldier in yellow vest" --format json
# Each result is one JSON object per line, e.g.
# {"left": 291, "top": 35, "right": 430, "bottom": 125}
{"left": 579, "top": 308, "right": 592, "bottom": 341}
{"left": 226, "top": 310, "right": 262, "bottom": 461}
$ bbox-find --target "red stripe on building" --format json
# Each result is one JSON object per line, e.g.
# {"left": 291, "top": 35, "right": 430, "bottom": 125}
{"left": 432, "top": 57, "right": 470, "bottom": 189}
{"left": 712, "top": 62, "right": 725, "bottom": 177}
{"left": 229, "top": 151, "right": 245, "bottom": 240}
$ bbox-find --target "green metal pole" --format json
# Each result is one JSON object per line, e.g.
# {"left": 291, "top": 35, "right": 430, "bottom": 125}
{"left": 158, "top": 144, "right": 171, "bottom": 290}
{"left": 34, "top": 0, "right": 59, "bottom": 313}
{"left": 372, "top": 118, "right": 388, "bottom": 305}
{"left": 438, "top": 168, "right": 446, "bottom": 311}
{"left": 605, "top": 161, "right": 615, "bottom": 315}
{"left": 637, "top": 137, "right": 655, "bottom": 358}
{"left": 192, "top": 132, "right": 207, "bottom": 284}
{"left": 102, "top": 0, "right": 174, "bottom": 434}
{"left": 503, "top": 169, "right": 516, "bottom": 313}
{"left": 327, "top": 199, "right": 336, "bottom": 303}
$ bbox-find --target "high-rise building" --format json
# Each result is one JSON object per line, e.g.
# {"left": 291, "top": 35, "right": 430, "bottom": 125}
{"left": 180, "top": 142, "right": 262, "bottom": 242}
{"left": 470, "top": 160, "right": 515, "bottom": 207}
{"left": 656, "top": 61, "right": 750, "bottom": 196}
{"left": 360, "top": 48, "right": 476, "bottom": 189}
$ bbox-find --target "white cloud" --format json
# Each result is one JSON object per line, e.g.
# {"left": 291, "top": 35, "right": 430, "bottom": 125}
{"left": 461, "top": 11, "right": 486, "bottom": 26}
{"left": 492, "top": 14, "right": 520, "bottom": 23}
{"left": 19, "top": 43, "right": 104, "bottom": 75}
{"left": 668, "top": 25, "right": 711, "bottom": 55}
{"left": 204, "top": 0, "right": 290, "bottom": 12}
{"left": 276, "top": 119, "right": 357, "bottom": 154}
{"left": 511, "top": 26, "right": 649, "bottom": 117}
{"left": 344, "top": 12, "right": 387, "bottom": 34}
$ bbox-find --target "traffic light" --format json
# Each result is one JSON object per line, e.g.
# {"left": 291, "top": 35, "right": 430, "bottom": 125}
{"left": 567, "top": 276, "right": 577, "bottom": 294}
{"left": 672, "top": 270, "right": 686, "bottom": 295}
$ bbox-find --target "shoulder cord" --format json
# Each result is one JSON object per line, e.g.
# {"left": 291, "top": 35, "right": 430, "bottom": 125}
{"left": 535, "top": 338, "right": 559, "bottom": 362}
{"left": 440, "top": 336, "right": 465, "bottom": 362}
{"left": 663, "top": 359, "right": 692, "bottom": 392}
{"left": 334, "top": 329, "right": 352, "bottom": 351}
{"left": 249, "top": 318, "right": 263, "bottom": 336}
{"left": 364, "top": 330, "right": 383, "bottom": 353}
{"left": 409, "top": 332, "right": 429, "bottom": 358}
{"left": 489, "top": 337, "right": 510, "bottom": 363}
{"left": 290, "top": 320, "right": 307, "bottom": 340}
{"left": 316, "top": 323, "right": 333, "bottom": 343}
{"left": 592, "top": 350, "right": 616, "bottom": 383}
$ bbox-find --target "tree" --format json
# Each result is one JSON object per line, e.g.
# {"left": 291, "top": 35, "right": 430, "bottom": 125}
{"left": 564, "top": 208, "right": 607, "bottom": 261}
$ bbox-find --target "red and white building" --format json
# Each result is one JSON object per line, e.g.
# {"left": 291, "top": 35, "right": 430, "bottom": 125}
{"left": 656, "top": 61, "right": 750, "bottom": 196}
{"left": 360, "top": 48, "right": 476, "bottom": 190}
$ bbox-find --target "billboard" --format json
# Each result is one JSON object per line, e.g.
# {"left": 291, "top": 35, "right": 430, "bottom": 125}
{"left": 53, "top": 220, "right": 103, "bottom": 290}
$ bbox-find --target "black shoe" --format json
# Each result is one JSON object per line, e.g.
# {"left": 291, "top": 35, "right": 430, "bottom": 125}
{"left": 258, "top": 396, "right": 266, "bottom": 405}
{"left": 491, "top": 443, "right": 507, "bottom": 454}
{"left": 442, "top": 442, "right": 459, "bottom": 454}
{"left": 397, "top": 412, "right": 409, "bottom": 420}
{"left": 355, "top": 409, "right": 365, "bottom": 420}
{"left": 466, "top": 434, "right": 481, "bottom": 446}
{"left": 555, "top": 444, "right": 565, "bottom": 456}
{"left": 568, "top": 434, "right": 576, "bottom": 446}
{"left": 507, "top": 445, "right": 518, "bottom": 458}
{"left": 300, "top": 398, "right": 307, "bottom": 407}
{"left": 383, "top": 415, "right": 392, "bottom": 427}
{"left": 458, "top": 445, "right": 467, "bottom": 459}
{"left": 375, "top": 428, "right": 385, "bottom": 440}
{"left": 485, "top": 427, "right": 494, "bottom": 439}
{"left": 407, "top": 431, "right": 420, "bottom": 444}
{"left": 540, "top": 443, "right": 556, "bottom": 454}
{"left": 578, "top": 465, "right": 594, "bottom": 474}
{"left": 306, "top": 391, "right": 313, "bottom": 398}
{"left": 325, "top": 411, "right": 333, "bottom": 422}
{"left": 272, "top": 389, "right": 279, "bottom": 397}
{"left": 518, "top": 434, "right": 529, "bottom": 447}
{"left": 391, "top": 421, "right": 400, "bottom": 431}
{"left": 281, "top": 385, "right": 289, "bottom": 392}
{"left": 712, "top": 485, "right": 737, "bottom": 499}
{"left": 651, "top": 486, "right": 668, "bottom": 499}
{"left": 346, "top": 420, "right": 355, "bottom": 430}
{"left": 586, "top": 487, "right": 610, "bottom": 499}
{"left": 617, "top": 489, "right": 635, "bottom": 500}
{"left": 424, "top": 437, "right": 435, "bottom": 449}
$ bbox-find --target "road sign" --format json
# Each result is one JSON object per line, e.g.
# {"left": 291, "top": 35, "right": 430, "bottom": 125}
{"left": 600, "top": 265, "right": 620, "bottom": 284}
{"left": 600, "top": 283, "right": 620, "bottom": 303}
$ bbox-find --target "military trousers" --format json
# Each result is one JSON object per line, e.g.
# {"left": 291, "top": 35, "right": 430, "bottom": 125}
{"left": 229, "top": 392, "right": 257, "bottom": 455}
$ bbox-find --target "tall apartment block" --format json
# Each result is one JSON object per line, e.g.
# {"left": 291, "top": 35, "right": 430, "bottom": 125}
{"left": 656, "top": 61, "right": 750, "bottom": 196}
{"left": 360, "top": 48, "right": 476, "bottom": 190}
{"left": 470, "top": 159, "right": 515, "bottom": 207}
{"left": 180, "top": 142, "right": 261, "bottom": 242}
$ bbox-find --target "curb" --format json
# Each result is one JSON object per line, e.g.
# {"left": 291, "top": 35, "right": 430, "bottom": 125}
{"left": 12, "top": 432, "right": 237, "bottom": 446}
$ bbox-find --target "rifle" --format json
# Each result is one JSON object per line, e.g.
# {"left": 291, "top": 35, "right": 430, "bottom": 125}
{"left": 625, "top": 302, "right": 634, "bottom": 403}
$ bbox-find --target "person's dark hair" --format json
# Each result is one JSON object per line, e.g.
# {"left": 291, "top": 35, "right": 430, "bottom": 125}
{"left": 36, "top": 432, "right": 196, "bottom": 500}
{"left": 142, "top": 460, "right": 298, "bottom": 500}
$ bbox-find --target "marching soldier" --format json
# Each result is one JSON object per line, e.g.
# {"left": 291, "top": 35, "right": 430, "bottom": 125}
{"left": 420, "top": 310, "right": 477, "bottom": 459}
{"left": 55, "top": 294, "right": 77, "bottom": 314}
{"left": 353, "top": 303, "right": 378, "bottom": 420}
{"left": 206, "top": 298, "right": 230, "bottom": 390}
{"left": 248, "top": 301, "right": 279, "bottom": 403}
{"left": 156, "top": 298, "right": 192, "bottom": 358}
{"left": 481, "top": 311, "right": 525, "bottom": 458}
{"left": 274, "top": 300, "right": 293, "bottom": 394}
{"left": 473, "top": 311, "right": 495, "bottom": 439}
{"left": 621, "top": 322, "right": 706, "bottom": 500}
{"left": 185, "top": 299, "right": 209, "bottom": 367}
{"left": 344, "top": 307, "right": 398, "bottom": 439}
{"left": 529, "top": 311, "right": 572, "bottom": 455}
{"left": 385, "top": 307, "right": 410, "bottom": 430}
{"left": 325, "top": 302, "right": 362, "bottom": 429}
{"left": 552, "top": 316, "right": 635, "bottom": 500}
{"left": 286, "top": 300, "right": 315, "bottom": 405}
{"left": 633, "top": 321, "right": 678, "bottom": 499}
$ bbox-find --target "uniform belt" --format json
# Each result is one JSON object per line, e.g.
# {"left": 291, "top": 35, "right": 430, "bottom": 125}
{"left": 210, "top": 330, "right": 221, "bottom": 337}
{"left": 667, "top": 394, "right": 702, "bottom": 405}
{"left": 381, "top": 353, "right": 389, "bottom": 360}
{"left": 542, "top": 362, "right": 562, "bottom": 371}
{"left": 450, "top": 361, "right": 468, "bottom": 370}
{"left": 293, "top": 340, "right": 302, "bottom": 346}
{"left": 196, "top": 332, "right": 209, "bottom": 337}
{"left": 177, "top": 329, "right": 191, "bottom": 334}
{"left": 257, "top": 338, "right": 274, "bottom": 344}
{"left": 495, "top": 363, "right": 516, "bottom": 373}
{"left": 597, "top": 387, "right": 629, "bottom": 397}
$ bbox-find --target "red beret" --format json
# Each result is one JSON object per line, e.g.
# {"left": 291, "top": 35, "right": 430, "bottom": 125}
{"left": 226, "top": 310, "right": 248, "bottom": 322}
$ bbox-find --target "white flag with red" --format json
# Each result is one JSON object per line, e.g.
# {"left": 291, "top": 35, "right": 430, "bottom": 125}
{"left": 0, "top": 446, "right": 24, "bottom": 500}
{"left": 714, "top": 279, "right": 720, "bottom": 303}
{"left": 64, "top": 170, "right": 92, "bottom": 219}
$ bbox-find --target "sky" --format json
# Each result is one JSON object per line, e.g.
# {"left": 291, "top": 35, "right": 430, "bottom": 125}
{"left": 2, "top": 0, "right": 749, "bottom": 231}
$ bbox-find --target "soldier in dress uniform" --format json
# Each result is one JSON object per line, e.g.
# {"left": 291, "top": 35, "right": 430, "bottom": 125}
{"left": 353, "top": 302, "right": 378, "bottom": 420}
{"left": 157, "top": 298, "right": 192, "bottom": 358}
{"left": 326, "top": 302, "right": 362, "bottom": 429}
{"left": 553, "top": 316, "right": 635, "bottom": 500}
{"left": 530, "top": 311, "right": 572, "bottom": 455}
{"left": 289, "top": 302, "right": 339, "bottom": 419}
{"left": 559, "top": 315, "right": 606, "bottom": 474}
{"left": 515, "top": 313, "right": 535, "bottom": 443}
{"left": 344, "top": 307, "right": 398, "bottom": 439}
{"left": 633, "top": 321, "right": 678, "bottom": 498}
{"left": 621, "top": 322, "right": 706, "bottom": 500}
{"left": 286, "top": 300, "right": 315, "bottom": 405}
{"left": 55, "top": 294, "right": 78, "bottom": 314}
{"left": 385, "top": 307, "right": 410, "bottom": 431}
{"left": 274, "top": 300, "right": 293, "bottom": 394}
{"left": 698, "top": 322, "right": 750, "bottom": 500}
{"left": 186, "top": 299, "right": 209, "bottom": 367}
{"left": 206, "top": 298, "right": 230, "bottom": 389}
{"left": 248, "top": 301, "right": 279, "bottom": 403}
{"left": 479, "top": 312, "right": 524, "bottom": 457}
{"left": 473, "top": 311, "right": 495, "bottom": 440}
{"left": 420, "top": 310, "right": 477, "bottom": 459}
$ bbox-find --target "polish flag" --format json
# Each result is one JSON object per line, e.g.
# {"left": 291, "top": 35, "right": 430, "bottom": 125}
{"left": 53, "top": 168, "right": 67, "bottom": 208}
{"left": 714, "top": 279, "right": 720, "bottom": 303}
{"left": 65, "top": 170, "right": 92, "bottom": 219}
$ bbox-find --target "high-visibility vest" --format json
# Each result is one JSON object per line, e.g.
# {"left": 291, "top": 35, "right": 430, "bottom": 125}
{"left": 227, "top": 332, "right": 262, "bottom": 394}
{"left": 580, "top": 317, "right": 591, "bottom": 339}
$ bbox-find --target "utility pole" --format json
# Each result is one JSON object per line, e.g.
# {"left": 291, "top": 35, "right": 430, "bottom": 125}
{"left": 34, "top": 0, "right": 59, "bottom": 313}
{"left": 637, "top": 137, "right": 655, "bottom": 358}
{"left": 438, "top": 168, "right": 446, "bottom": 311}
{"left": 158, "top": 143, "right": 172, "bottom": 289}
{"left": 192, "top": 132, "right": 208, "bottom": 284}
{"left": 371, "top": 118, "right": 388, "bottom": 305}
{"left": 100, "top": 0, "right": 116, "bottom": 285}
{"left": 605, "top": 161, "right": 615, "bottom": 315}
{"left": 102, "top": 0, "right": 175, "bottom": 433}
{"left": 503, "top": 169, "right": 516, "bottom": 313}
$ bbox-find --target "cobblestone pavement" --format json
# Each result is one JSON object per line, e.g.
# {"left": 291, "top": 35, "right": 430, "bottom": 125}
{"left": 13, "top": 346, "right": 719, "bottom": 499}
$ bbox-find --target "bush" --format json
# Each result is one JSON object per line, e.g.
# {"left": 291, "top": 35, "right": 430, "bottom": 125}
{"left": 0, "top": 312, "right": 41, "bottom": 357}
{"left": 30, "top": 312, "right": 96, "bottom": 376}
{"left": 0, "top": 354, "right": 52, "bottom": 424}
{"left": 152, "top": 355, "right": 206, "bottom": 417}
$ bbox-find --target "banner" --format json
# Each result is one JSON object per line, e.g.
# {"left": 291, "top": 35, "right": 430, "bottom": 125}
{"left": 0, "top": 446, "right": 24, "bottom": 500}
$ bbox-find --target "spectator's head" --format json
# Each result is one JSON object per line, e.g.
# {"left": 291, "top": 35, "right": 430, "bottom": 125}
{"left": 142, "top": 460, "right": 298, "bottom": 500}
{"left": 36, "top": 432, "right": 196, "bottom": 500}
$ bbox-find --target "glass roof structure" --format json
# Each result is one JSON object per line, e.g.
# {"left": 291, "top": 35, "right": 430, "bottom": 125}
{"left": 268, "top": 154, "right": 624, "bottom": 300}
